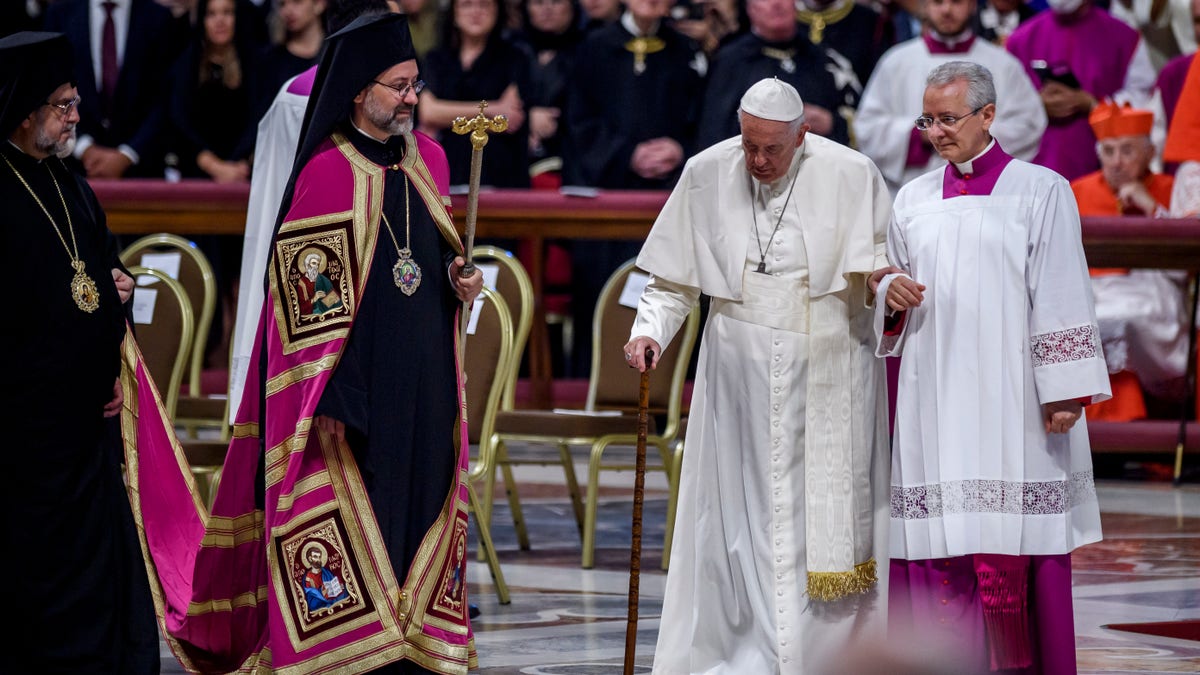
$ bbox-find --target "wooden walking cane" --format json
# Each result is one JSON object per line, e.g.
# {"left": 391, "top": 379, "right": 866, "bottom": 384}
{"left": 451, "top": 101, "right": 508, "bottom": 366}
{"left": 624, "top": 349, "right": 654, "bottom": 675}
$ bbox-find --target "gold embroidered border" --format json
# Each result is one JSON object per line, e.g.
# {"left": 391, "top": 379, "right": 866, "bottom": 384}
{"left": 233, "top": 421, "right": 260, "bottom": 439}
{"left": 187, "top": 587, "right": 270, "bottom": 617}
{"left": 266, "top": 353, "right": 341, "bottom": 397}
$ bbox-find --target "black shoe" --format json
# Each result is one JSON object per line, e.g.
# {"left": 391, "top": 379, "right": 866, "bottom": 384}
{"left": 468, "top": 603, "right": 481, "bottom": 619}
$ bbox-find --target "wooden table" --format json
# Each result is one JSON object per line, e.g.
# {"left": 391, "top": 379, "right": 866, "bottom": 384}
{"left": 94, "top": 180, "right": 1200, "bottom": 406}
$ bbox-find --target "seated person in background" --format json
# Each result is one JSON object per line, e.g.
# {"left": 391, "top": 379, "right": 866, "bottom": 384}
{"left": 1071, "top": 101, "right": 1191, "bottom": 421}
{"left": 419, "top": 0, "right": 532, "bottom": 189}
{"left": 253, "top": 0, "right": 326, "bottom": 122}
{"left": 697, "top": 0, "right": 849, "bottom": 149}
{"left": 514, "top": 0, "right": 584, "bottom": 188}
{"left": 167, "top": 0, "right": 258, "bottom": 182}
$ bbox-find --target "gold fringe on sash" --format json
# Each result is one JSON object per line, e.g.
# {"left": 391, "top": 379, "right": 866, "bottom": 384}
{"left": 806, "top": 559, "right": 878, "bottom": 602}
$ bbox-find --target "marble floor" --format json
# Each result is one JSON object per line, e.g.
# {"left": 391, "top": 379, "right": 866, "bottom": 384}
{"left": 159, "top": 449, "right": 1200, "bottom": 674}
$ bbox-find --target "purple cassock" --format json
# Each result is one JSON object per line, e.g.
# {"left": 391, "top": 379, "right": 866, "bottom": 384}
{"left": 1006, "top": 6, "right": 1141, "bottom": 181}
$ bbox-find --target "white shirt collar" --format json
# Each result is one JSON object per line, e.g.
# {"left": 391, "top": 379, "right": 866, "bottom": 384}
{"left": 952, "top": 138, "right": 996, "bottom": 175}
{"left": 620, "top": 12, "right": 660, "bottom": 37}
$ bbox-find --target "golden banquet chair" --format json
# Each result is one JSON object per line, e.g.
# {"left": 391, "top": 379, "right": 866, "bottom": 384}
{"left": 469, "top": 246, "right": 541, "bottom": 550}
{"left": 463, "top": 286, "right": 515, "bottom": 604}
{"left": 125, "top": 266, "right": 194, "bottom": 421}
{"left": 490, "top": 258, "right": 700, "bottom": 568}
{"left": 121, "top": 233, "right": 228, "bottom": 441}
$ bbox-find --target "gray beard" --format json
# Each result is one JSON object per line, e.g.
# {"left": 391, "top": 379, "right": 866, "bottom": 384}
{"left": 364, "top": 95, "right": 414, "bottom": 137}
{"left": 37, "top": 125, "right": 75, "bottom": 159}
{"left": 306, "top": 269, "right": 319, "bottom": 281}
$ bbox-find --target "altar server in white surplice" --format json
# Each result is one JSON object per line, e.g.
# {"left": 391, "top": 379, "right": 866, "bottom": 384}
{"left": 869, "top": 61, "right": 1109, "bottom": 675}
{"left": 625, "top": 78, "right": 893, "bottom": 674}
{"left": 855, "top": 0, "right": 1045, "bottom": 197}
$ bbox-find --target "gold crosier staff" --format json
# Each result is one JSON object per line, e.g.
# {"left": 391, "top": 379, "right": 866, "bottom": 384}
{"left": 450, "top": 101, "right": 507, "bottom": 367}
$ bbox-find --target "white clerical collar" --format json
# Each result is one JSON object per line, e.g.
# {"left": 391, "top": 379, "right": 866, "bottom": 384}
{"left": 621, "top": 12, "right": 660, "bottom": 37}
{"left": 931, "top": 29, "right": 974, "bottom": 48}
{"left": 952, "top": 138, "right": 996, "bottom": 175}
{"left": 351, "top": 121, "right": 390, "bottom": 144}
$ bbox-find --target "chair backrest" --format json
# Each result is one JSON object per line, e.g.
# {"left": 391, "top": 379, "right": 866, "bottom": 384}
{"left": 471, "top": 245, "right": 533, "bottom": 409}
{"left": 126, "top": 265, "right": 194, "bottom": 419}
{"left": 120, "top": 234, "right": 216, "bottom": 397}
{"left": 464, "top": 287, "right": 515, "bottom": 482}
{"left": 587, "top": 259, "right": 700, "bottom": 436}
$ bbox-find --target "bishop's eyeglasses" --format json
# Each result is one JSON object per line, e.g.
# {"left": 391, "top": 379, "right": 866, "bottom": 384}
{"left": 373, "top": 79, "right": 426, "bottom": 98}
{"left": 45, "top": 95, "right": 82, "bottom": 116}
{"left": 914, "top": 106, "right": 983, "bottom": 131}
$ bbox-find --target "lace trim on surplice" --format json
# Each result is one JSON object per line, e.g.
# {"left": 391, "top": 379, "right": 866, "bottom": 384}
{"left": 1030, "top": 324, "right": 1099, "bottom": 367}
{"left": 890, "top": 471, "right": 1097, "bottom": 519}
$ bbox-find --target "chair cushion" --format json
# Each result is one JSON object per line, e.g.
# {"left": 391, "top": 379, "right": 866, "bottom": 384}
{"left": 493, "top": 409, "right": 659, "bottom": 438}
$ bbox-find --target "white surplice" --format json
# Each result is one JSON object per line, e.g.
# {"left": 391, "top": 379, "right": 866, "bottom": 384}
{"left": 634, "top": 134, "right": 892, "bottom": 674}
{"left": 228, "top": 75, "right": 308, "bottom": 422}
{"left": 875, "top": 150, "right": 1109, "bottom": 561}
{"left": 855, "top": 36, "right": 1047, "bottom": 196}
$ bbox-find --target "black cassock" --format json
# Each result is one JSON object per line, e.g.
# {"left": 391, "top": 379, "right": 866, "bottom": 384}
{"left": 313, "top": 131, "right": 460, "bottom": 643}
{"left": 800, "top": 2, "right": 892, "bottom": 112}
{"left": 562, "top": 20, "right": 705, "bottom": 190}
{"left": 697, "top": 32, "right": 851, "bottom": 150}
{"left": 3, "top": 144, "right": 158, "bottom": 673}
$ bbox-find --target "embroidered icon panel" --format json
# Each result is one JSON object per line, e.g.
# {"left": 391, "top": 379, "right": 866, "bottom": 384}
{"left": 277, "top": 510, "right": 375, "bottom": 644}
{"left": 273, "top": 218, "right": 358, "bottom": 352}
{"left": 428, "top": 511, "right": 470, "bottom": 625}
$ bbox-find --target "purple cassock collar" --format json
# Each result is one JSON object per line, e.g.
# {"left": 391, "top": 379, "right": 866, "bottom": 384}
{"left": 943, "top": 139, "right": 1013, "bottom": 198}
{"left": 923, "top": 31, "right": 976, "bottom": 54}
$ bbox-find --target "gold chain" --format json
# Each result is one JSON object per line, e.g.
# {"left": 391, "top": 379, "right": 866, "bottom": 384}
{"left": 380, "top": 174, "right": 412, "bottom": 255}
{"left": 2, "top": 153, "right": 81, "bottom": 265}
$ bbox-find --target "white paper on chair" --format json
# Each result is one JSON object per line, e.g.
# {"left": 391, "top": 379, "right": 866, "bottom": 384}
{"left": 132, "top": 287, "right": 159, "bottom": 324}
{"left": 618, "top": 271, "right": 650, "bottom": 309}
{"left": 137, "top": 252, "right": 182, "bottom": 286}
{"left": 465, "top": 264, "right": 501, "bottom": 336}
{"left": 550, "top": 408, "right": 623, "bottom": 416}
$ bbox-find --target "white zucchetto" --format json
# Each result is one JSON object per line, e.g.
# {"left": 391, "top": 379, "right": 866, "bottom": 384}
{"left": 739, "top": 78, "right": 805, "bottom": 122}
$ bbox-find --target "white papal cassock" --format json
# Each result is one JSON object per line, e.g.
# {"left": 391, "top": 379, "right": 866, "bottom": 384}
{"left": 633, "top": 133, "right": 892, "bottom": 674}
{"left": 855, "top": 35, "right": 1046, "bottom": 196}
{"left": 874, "top": 141, "right": 1108, "bottom": 562}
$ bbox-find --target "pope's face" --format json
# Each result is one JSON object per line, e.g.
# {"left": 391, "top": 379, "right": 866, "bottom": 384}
{"left": 921, "top": 79, "right": 994, "bottom": 165}
{"left": 740, "top": 113, "right": 807, "bottom": 183}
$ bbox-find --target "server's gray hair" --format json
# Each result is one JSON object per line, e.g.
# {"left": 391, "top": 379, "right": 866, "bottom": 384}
{"left": 926, "top": 61, "right": 996, "bottom": 110}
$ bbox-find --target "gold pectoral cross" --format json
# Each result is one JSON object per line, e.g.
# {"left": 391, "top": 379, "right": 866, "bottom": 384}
{"left": 624, "top": 36, "right": 665, "bottom": 75}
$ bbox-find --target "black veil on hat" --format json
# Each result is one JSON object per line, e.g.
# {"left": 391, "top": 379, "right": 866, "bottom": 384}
{"left": 271, "top": 13, "right": 418, "bottom": 238}
{"left": 0, "top": 32, "right": 77, "bottom": 141}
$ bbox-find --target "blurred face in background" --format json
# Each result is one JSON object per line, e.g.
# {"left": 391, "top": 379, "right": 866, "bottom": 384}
{"left": 1098, "top": 135, "right": 1155, "bottom": 191}
{"left": 455, "top": 0, "right": 499, "bottom": 39}
{"left": 747, "top": 0, "right": 797, "bottom": 42}
{"left": 205, "top": 0, "right": 236, "bottom": 47}
{"left": 528, "top": 0, "right": 575, "bottom": 33}
{"left": 580, "top": 0, "right": 620, "bottom": 21}
{"left": 278, "top": 0, "right": 326, "bottom": 34}
{"left": 625, "top": 0, "right": 673, "bottom": 23}
{"left": 924, "top": 0, "right": 975, "bottom": 37}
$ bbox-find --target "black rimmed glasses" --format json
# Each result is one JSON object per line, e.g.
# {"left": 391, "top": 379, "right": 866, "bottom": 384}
{"left": 373, "top": 79, "right": 425, "bottom": 98}
{"left": 44, "top": 95, "right": 82, "bottom": 116}
{"left": 914, "top": 106, "right": 984, "bottom": 131}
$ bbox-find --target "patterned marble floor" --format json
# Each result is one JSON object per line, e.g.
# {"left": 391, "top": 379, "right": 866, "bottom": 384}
{"left": 159, "top": 450, "right": 1200, "bottom": 674}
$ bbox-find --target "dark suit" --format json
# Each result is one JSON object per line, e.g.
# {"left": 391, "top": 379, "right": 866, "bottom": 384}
{"left": 44, "top": 0, "right": 185, "bottom": 177}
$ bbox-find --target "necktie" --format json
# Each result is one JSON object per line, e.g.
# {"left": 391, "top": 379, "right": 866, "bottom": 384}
{"left": 100, "top": 0, "right": 118, "bottom": 123}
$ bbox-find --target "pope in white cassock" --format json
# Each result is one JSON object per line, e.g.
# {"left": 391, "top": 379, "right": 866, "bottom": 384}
{"left": 854, "top": 0, "right": 1046, "bottom": 196}
{"left": 625, "top": 78, "right": 893, "bottom": 674}
{"left": 870, "top": 61, "right": 1109, "bottom": 674}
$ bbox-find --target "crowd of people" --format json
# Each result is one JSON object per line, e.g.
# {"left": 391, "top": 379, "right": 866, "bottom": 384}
{"left": 4, "top": 0, "right": 1197, "bottom": 387}
{"left": 3, "top": 0, "right": 1200, "bottom": 672}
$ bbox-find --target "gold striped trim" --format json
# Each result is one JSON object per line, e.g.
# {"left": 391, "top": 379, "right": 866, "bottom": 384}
{"left": 265, "top": 353, "right": 340, "bottom": 397}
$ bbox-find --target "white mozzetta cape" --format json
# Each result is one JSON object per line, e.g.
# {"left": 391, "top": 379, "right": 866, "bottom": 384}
{"left": 875, "top": 155, "right": 1109, "bottom": 561}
